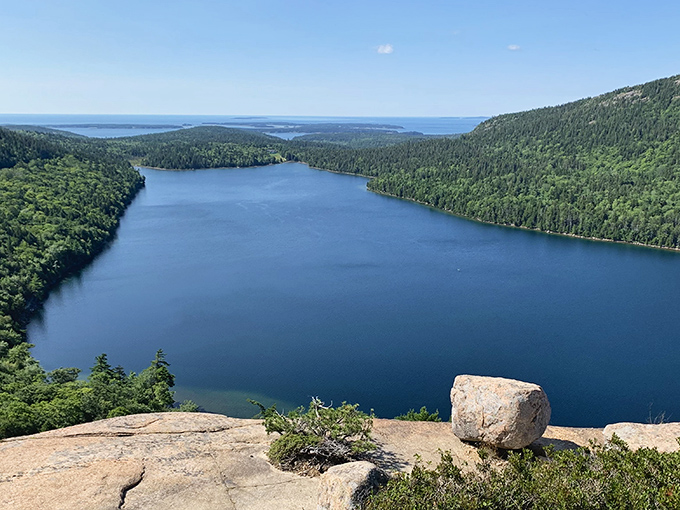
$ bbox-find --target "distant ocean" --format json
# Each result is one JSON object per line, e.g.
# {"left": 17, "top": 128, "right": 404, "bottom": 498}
{"left": 0, "top": 114, "right": 488, "bottom": 138}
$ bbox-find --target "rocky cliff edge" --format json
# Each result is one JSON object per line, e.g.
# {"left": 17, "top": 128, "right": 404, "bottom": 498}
{"left": 1, "top": 412, "right": 675, "bottom": 510}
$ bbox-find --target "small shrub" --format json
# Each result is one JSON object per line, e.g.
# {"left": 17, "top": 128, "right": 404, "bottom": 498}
{"left": 365, "top": 436, "right": 680, "bottom": 509}
{"left": 175, "top": 400, "right": 200, "bottom": 412}
{"left": 394, "top": 406, "right": 442, "bottom": 422}
{"left": 250, "top": 397, "right": 375, "bottom": 474}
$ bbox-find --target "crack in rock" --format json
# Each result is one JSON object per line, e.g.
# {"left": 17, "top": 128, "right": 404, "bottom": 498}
{"left": 204, "top": 435, "right": 237, "bottom": 510}
{"left": 4, "top": 423, "right": 259, "bottom": 442}
{"left": 119, "top": 465, "right": 145, "bottom": 509}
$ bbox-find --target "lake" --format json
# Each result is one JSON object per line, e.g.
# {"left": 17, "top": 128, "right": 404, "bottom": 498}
{"left": 28, "top": 163, "right": 680, "bottom": 427}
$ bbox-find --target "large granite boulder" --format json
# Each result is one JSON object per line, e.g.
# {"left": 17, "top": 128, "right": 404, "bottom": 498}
{"left": 317, "top": 461, "right": 388, "bottom": 510}
{"left": 451, "top": 375, "right": 551, "bottom": 449}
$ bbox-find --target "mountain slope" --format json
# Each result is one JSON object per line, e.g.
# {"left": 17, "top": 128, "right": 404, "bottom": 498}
{"left": 292, "top": 75, "right": 680, "bottom": 248}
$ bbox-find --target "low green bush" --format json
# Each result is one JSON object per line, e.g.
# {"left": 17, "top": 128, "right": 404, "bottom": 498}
{"left": 365, "top": 436, "right": 680, "bottom": 509}
{"left": 394, "top": 406, "right": 442, "bottom": 422}
{"left": 250, "top": 397, "right": 375, "bottom": 474}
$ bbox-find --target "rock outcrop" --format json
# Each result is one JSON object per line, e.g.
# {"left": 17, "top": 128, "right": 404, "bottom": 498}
{"left": 603, "top": 422, "right": 680, "bottom": 452}
{"left": 0, "top": 413, "right": 482, "bottom": 510}
{"left": 2, "top": 410, "right": 674, "bottom": 510}
{"left": 317, "top": 461, "right": 388, "bottom": 510}
{"left": 450, "top": 375, "right": 551, "bottom": 449}
{"left": 0, "top": 413, "right": 319, "bottom": 510}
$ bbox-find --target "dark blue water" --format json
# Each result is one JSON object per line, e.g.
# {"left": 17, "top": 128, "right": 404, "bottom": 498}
{"left": 28, "top": 163, "right": 680, "bottom": 426}
{"left": 0, "top": 114, "right": 486, "bottom": 138}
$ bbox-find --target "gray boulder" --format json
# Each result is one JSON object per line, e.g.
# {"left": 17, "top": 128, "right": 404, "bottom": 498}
{"left": 451, "top": 375, "right": 551, "bottom": 449}
{"left": 317, "top": 461, "right": 388, "bottom": 510}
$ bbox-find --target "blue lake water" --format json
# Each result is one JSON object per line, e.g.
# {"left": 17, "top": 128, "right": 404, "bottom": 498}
{"left": 28, "top": 163, "right": 680, "bottom": 427}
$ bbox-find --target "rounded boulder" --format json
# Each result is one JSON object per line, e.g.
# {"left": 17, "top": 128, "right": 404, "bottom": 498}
{"left": 450, "top": 375, "right": 551, "bottom": 449}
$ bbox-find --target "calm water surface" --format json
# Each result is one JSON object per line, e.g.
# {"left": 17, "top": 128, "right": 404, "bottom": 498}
{"left": 29, "top": 163, "right": 680, "bottom": 426}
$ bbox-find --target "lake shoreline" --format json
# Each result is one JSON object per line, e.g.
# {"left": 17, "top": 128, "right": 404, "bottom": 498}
{"left": 369, "top": 189, "right": 680, "bottom": 253}
{"left": 136, "top": 159, "right": 373, "bottom": 178}
{"left": 18, "top": 178, "right": 146, "bottom": 331}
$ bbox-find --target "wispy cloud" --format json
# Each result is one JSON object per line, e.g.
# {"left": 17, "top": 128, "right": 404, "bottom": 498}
{"left": 507, "top": 44, "right": 521, "bottom": 51}
{"left": 377, "top": 44, "right": 394, "bottom": 54}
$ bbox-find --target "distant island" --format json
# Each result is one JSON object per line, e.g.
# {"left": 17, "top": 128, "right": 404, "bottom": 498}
{"left": 202, "top": 121, "right": 407, "bottom": 133}
{"left": 46, "top": 123, "right": 185, "bottom": 129}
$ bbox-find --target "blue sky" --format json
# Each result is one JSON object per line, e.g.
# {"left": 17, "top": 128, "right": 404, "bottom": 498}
{"left": 1, "top": 0, "right": 679, "bottom": 116}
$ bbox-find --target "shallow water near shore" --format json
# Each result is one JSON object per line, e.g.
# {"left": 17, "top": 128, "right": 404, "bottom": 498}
{"left": 29, "top": 162, "right": 680, "bottom": 426}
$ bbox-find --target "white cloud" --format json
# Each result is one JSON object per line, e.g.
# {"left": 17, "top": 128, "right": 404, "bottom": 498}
{"left": 507, "top": 44, "right": 521, "bottom": 51}
{"left": 377, "top": 44, "right": 394, "bottom": 54}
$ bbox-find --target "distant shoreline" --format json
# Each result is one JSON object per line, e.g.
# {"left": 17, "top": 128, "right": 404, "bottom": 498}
{"left": 135, "top": 160, "right": 679, "bottom": 253}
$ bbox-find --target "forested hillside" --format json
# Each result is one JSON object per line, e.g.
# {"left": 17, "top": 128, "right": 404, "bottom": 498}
{"left": 0, "top": 128, "right": 143, "bottom": 346}
{"left": 102, "top": 127, "right": 286, "bottom": 169}
{"left": 4, "top": 126, "right": 287, "bottom": 170}
{"left": 291, "top": 75, "right": 680, "bottom": 248}
{"left": 0, "top": 128, "right": 192, "bottom": 438}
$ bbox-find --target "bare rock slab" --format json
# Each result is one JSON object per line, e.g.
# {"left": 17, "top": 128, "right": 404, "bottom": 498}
{"left": 532, "top": 425, "right": 604, "bottom": 451}
{"left": 0, "top": 413, "right": 319, "bottom": 510}
{"left": 370, "top": 419, "right": 481, "bottom": 473}
{"left": 451, "top": 375, "right": 551, "bottom": 449}
{"left": 317, "top": 461, "right": 388, "bottom": 510}
{"left": 603, "top": 422, "right": 680, "bottom": 452}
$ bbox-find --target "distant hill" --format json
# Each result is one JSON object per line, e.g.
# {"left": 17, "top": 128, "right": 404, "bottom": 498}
{"left": 1, "top": 124, "right": 88, "bottom": 138}
{"left": 203, "top": 121, "right": 405, "bottom": 133}
{"left": 292, "top": 131, "right": 435, "bottom": 149}
{"left": 293, "top": 75, "right": 680, "bottom": 249}
{"left": 102, "top": 126, "right": 285, "bottom": 169}
{"left": 117, "top": 125, "right": 280, "bottom": 144}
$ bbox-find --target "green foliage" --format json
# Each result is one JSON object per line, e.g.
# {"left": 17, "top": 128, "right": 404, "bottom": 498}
{"left": 176, "top": 399, "right": 200, "bottom": 412}
{"left": 268, "top": 433, "right": 323, "bottom": 468}
{"left": 366, "top": 436, "right": 680, "bottom": 509}
{"left": 394, "top": 406, "right": 442, "bottom": 422}
{"left": 0, "top": 128, "right": 173, "bottom": 438}
{"left": 0, "top": 348, "right": 179, "bottom": 438}
{"left": 0, "top": 128, "right": 144, "bottom": 348}
{"left": 250, "top": 397, "right": 375, "bottom": 474}
{"left": 100, "top": 126, "right": 286, "bottom": 169}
